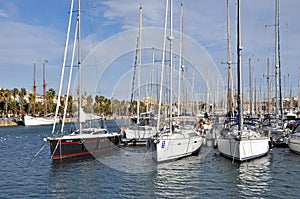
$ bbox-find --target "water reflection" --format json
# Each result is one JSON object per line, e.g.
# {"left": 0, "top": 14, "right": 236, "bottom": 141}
{"left": 93, "top": 146, "right": 157, "bottom": 173}
{"left": 153, "top": 146, "right": 214, "bottom": 198}
{"left": 48, "top": 152, "right": 157, "bottom": 198}
{"left": 236, "top": 155, "right": 272, "bottom": 198}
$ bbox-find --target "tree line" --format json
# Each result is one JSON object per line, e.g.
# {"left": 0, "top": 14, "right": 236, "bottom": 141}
{"left": 0, "top": 87, "right": 147, "bottom": 118}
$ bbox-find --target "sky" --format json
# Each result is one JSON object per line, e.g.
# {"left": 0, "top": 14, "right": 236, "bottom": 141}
{"left": 0, "top": 0, "right": 299, "bottom": 101}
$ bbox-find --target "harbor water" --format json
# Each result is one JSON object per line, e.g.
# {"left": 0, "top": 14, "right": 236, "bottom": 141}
{"left": 1, "top": 120, "right": 300, "bottom": 198}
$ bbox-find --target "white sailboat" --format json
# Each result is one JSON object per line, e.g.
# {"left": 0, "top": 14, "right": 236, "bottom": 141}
{"left": 147, "top": 0, "right": 202, "bottom": 162}
{"left": 23, "top": 62, "right": 55, "bottom": 126}
{"left": 288, "top": 126, "right": 300, "bottom": 154}
{"left": 126, "top": 6, "right": 157, "bottom": 140}
{"left": 46, "top": 0, "right": 121, "bottom": 160}
{"left": 23, "top": 115, "right": 55, "bottom": 126}
{"left": 217, "top": 0, "right": 270, "bottom": 161}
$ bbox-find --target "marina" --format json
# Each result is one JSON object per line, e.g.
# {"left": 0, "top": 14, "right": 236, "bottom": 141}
{"left": 1, "top": 0, "right": 300, "bottom": 198}
{"left": 1, "top": 122, "right": 300, "bottom": 198}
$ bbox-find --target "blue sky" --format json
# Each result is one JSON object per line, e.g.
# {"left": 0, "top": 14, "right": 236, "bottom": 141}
{"left": 0, "top": 0, "right": 299, "bottom": 101}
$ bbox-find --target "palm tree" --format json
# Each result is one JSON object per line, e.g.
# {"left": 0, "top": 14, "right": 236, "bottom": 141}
{"left": 67, "top": 95, "right": 74, "bottom": 116}
{"left": 28, "top": 93, "right": 34, "bottom": 115}
{"left": 12, "top": 88, "right": 19, "bottom": 101}
{"left": 11, "top": 88, "right": 19, "bottom": 116}
{"left": 84, "top": 95, "right": 93, "bottom": 113}
{"left": 3, "top": 89, "right": 12, "bottom": 116}
{"left": 19, "top": 88, "right": 27, "bottom": 113}
{"left": 46, "top": 88, "right": 56, "bottom": 113}
{"left": 0, "top": 88, "right": 5, "bottom": 117}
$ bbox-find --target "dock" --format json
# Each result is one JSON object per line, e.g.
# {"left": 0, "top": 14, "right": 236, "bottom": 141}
{"left": 121, "top": 138, "right": 148, "bottom": 146}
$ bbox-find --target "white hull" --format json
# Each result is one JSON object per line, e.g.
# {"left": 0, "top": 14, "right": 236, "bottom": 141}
{"left": 218, "top": 137, "right": 269, "bottom": 161}
{"left": 23, "top": 115, "right": 55, "bottom": 126}
{"left": 288, "top": 133, "right": 300, "bottom": 154}
{"left": 126, "top": 126, "right": 156, "bottom": 139}
{"left": 147, "top": 129, "right": 203, "bottom": 162}
{"left": 203, "top": 123, "right": 212, "bottom": 130}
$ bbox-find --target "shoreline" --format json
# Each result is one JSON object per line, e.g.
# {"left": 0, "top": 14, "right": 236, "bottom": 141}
{"left": 0, "top": 119, "right": 18, "bottom": 127}
{"left": 0, "top": 116, "right": 127, "bottom": 127}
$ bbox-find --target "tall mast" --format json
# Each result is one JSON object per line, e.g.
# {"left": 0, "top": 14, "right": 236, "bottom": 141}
{"left": 275, "top": 0, "right": 279, "bottom": 126}
{"left": 192, "top": 68, "right": 195, "bottom": 115}
{"left": 298, "top": 67, "right": 300, "bottom": 111}
{"left": 237, "top": 0, "right": 243, "bottom": 131}
{"left": 137, "top": 5, "right": 142, "bottom": 124}
{"left": 205, "top": 46, "right": 209, "bottom": 113}
{"left": 267, "top": 58, "right": 271, "bottom": 115}
{"left": 43, "top": 61, "right": 47, "bottom": 116}
{"left": 78, "top": 0, "right": 82, "bottom": 133}
{"left": 51, "top": 0, "right": 74, "bottom": 134}
{"left": 227, "top": 0, "right": 233, "bottom": 117}
{"left": 151, "top": 47, "right": 155, "bottom": 112}
{"left": 168, "top": 0, "right": 174, "bottom": 133}
{"left": 156, "top": 0, "right": 169, "bottom": 132}
{"left": 249, "top": 58, "right": 253, "bottom": 116}
{"left": 277, "top": 0, "right": 283, "bottom": 124}
{"left": 33, "top": 62, "right": 36, "bottom": 116}
{"left": 178, "top": 1, "right": 184, "bottom": 117}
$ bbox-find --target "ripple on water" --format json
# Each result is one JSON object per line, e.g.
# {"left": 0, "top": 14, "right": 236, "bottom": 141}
{"left": 1, "top": 123, "right": 300, "bottom": 198}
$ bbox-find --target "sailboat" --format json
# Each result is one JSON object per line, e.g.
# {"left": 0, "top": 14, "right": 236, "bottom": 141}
{"left": 217, "top": 0, "right": 270, "bottom": 161}
{"left": 125, "top": 5, "right": 157, "bottom": 141}
{"left": 45, "top": 0, "right": 121, "bottom": 160}
{"left": 266, "top": 0, "right": 292, "bottom": 147}
{"left": 147, "top": 0, "right": 202, "bottom": 162}
{"left": 23, "top": 61, "right": 55, "bottom": 126}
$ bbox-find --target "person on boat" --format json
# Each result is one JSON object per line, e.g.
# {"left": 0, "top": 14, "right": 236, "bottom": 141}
{"left": 120, "top": 127, "right": 127, "bottom": 139}
{"left": 204, "top": 112, "right": 209, "bottom": 119}
{"left": 227, "top": 110, "right": 233, "bottom": 118}
{"left": 197, "top": 120, "right": 204, "bottom": 134}
{"left": 205, "top": 118, "right": 210, "bottom": 125}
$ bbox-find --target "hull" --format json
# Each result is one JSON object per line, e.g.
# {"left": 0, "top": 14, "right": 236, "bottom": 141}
{"left": 23, "top": 115, "right": 55, "bottom": 126}
{"left": 126, "top": 126, "right": 156, "bottom": 139}
{"left": 217, "top": 137, "right": 269, "bottom": 161}
{"left": 147, "top": 130, "right": 203, "bottom": 162}
{"left": 47, "top": 133, "right": 120, "bottom": 160}
{"left": 288, "top": 133, "right": 300, "bottom": 154}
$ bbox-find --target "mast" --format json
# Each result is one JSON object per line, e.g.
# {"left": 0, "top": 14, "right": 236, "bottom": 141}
{"left": 178, "top": 1, "right": 184, "bottom": 117}
{"left": 33, "top": 62, "right": 37, "bottom": 116}
{"left": 61, "top": 21, "right": 78, "bottom": 134}
{"left": 78, "top": 0, "right": 82, "bottom": 133}
{"left": 192, "top": 68, "right": 195, "bottom": 115}
{"left": 254, "top": 78, "right": 257, "bottom": 114}
{"left": 277, "top": 0, "right": 284, "bottom": 124}
{"left": 130, "top": 37, "right": 139, "bottom": 115}
{"left": 51, "top": 0, "right": 74, "bottom": 134}
{"left": 151, "top": 47, "right": 155, "bottom": 112}
{"left": 227, "top": 0, "right": 234, "bottom": 117}
{"left": 298, "top": 67, "right": 300, "bottom": 111}
{"left": 289, "top": 85, "right": 292, "bottom": 109}
{"left": 249, "top": 58, "right": 253, "bottom": 116}
{"left": 156, "top": 0, "right": 169, "bottom": 132}
{"left": 267, "top": 58, "right": 271, "bottom": 115}
{"left": 137, "top": 5, "right": 142, "bottom": 124}
{"left": 275, "top": 0, "right": 279, "bottom": 126}
{"left": 168, "top": 0, "right": 174, "bottom": 133}
{"left": 237, "top": 0, "right": 243, "bottom": 131}
{"left": 43, "top": 61, "right": 47, "bottom": 116}
{"left": 205, "top": 46, "right": 209, "bottom": 113}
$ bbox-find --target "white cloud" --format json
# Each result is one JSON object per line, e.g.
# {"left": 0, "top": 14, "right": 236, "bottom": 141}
{"left": 97, "top": 0, "right": 300, "bottom": 98}
{"left": 1, "top": 0, "right": 300, "bottom": 98}
{"left": 0, "top": 20, "right": 64, "bottom": 91}
{"left": 0, "top": 10, "right": 8, "bottom": 18}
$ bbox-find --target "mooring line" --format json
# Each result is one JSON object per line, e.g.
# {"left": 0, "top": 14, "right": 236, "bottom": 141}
{"left": 28, "top": 143, "right": 47, "bottom": 163}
